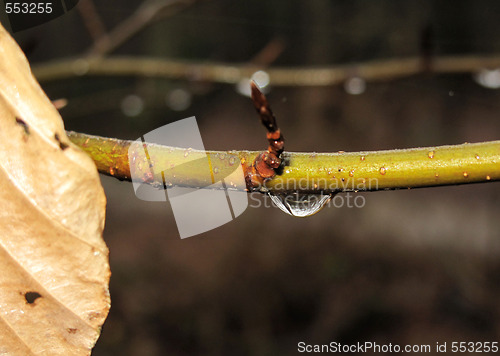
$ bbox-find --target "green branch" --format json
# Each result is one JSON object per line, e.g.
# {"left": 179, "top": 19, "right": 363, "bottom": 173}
{"left": 67, "top": 131, "right": 500, "bottom": 193}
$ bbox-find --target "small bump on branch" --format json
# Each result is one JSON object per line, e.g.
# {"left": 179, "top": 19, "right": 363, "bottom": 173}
{"left": 248, "top": 81, "right": 285, "bottom": 190}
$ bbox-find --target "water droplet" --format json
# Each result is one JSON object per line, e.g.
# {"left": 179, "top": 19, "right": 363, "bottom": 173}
{"left": 360, "top": 156, "right": 365, "bottom": 161}
{"left": 142, "top": 171, "right": 154, "bottom": 183}
{"left": 166, "top": 88, "right": 192, "bottom": 111}
{"left": 228, "top": 157, "right": 236, "bottom": 166}
{"left": 486, "top": 175, "right": 491, "bottom": 180}
{"left": 349, "top": 170, "right": 355, "bottom": 177}
{"left": 463, "top": 172, "right": 469, "bottom": 178}
{"left": 251, "top": 70, "right": 270, "bottom": 88}
{"left": 379, "top": 167, "right": 386, "bottom": 175}
{"left": 475, "top": 154, "right": 480, "bottom": 160}
{"left": 474, "top": 68, "right": 500, "bottom": 89}
{"left": 121, "top": 94, "right": 144, "bottom": 117}
{"left": 344, "top": 77, "right": 366, "bottom": 95}
{"left": 268, "top": 192, "right": 335, "bottom": 217}
{"left": 71, "top": 59, "right": 89, "bottom": 76}
{"left": 213, "top": 167, "right": 219, "bottom": 174}
{"left": 428, "top": 151, "right": 435, "bottom": 159}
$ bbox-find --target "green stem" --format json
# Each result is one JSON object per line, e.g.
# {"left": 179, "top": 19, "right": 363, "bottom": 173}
{"left": 67, "top": 131, "right": 500, "bottom": 193}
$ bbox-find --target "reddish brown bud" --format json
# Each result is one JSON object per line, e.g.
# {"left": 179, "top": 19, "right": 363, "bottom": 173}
{"left": 248, "top": 81, "right": 286, "bottom": 190}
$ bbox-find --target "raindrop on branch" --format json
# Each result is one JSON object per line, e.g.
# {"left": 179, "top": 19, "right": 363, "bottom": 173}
{"left": 268, "top": 191, "right": 336, "bottom": 217}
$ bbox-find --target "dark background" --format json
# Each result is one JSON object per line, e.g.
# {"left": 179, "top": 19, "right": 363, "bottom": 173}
{"left": 5, "top": 1, "right": 500, "bottom": 354}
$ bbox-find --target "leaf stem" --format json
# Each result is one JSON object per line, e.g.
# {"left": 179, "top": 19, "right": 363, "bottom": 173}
{"left": 67, "top": 131, "right": 500, "bottom": 193}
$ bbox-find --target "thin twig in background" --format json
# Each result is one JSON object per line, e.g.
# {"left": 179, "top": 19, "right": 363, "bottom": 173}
{"left": 249, "top": 37, "right": 286, "bottom": 67}
{"left": 86, "top": 0, "right": 195, "bottom": 57}
{"left": 32, "top": 53, "right": 500, "bottom": 86}
{"left": 41, "top": 36, "right": 287, "bottom": 117}
{"left": 77, "top": 0, "right": 107, "bottom": 41}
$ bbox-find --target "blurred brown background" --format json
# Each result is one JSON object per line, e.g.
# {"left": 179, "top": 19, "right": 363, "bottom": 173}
{"left": 7, "top": 0, "right": 500, "bottom": 354}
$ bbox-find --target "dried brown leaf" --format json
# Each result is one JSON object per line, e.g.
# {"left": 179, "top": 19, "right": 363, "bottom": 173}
{"left": 0, "top": 24, "right": 110, "bottom": 355}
